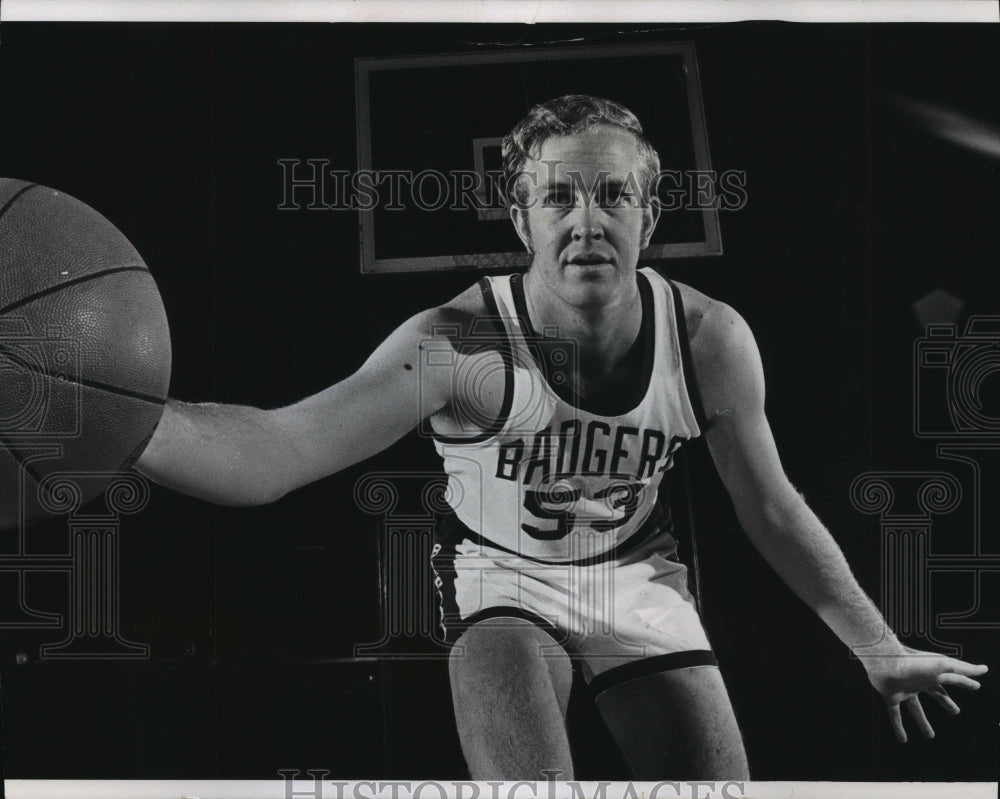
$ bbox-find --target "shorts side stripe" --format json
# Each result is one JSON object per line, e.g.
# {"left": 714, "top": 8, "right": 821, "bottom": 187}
{"left": 588, "top": 649, "right": 718, "bottom": 697}
{"left": 457, "top": 607, "right": 568, "bottom": 651}
{"left": 430, "top": 538, "right": 461, "bottom": 643}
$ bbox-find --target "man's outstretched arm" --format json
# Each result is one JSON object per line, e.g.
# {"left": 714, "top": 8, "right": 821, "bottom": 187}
{"left": 136, "top": 308, "right": 452, "bottom": 506}
{"left": 686, "top": 292, "right": 988, "bottom": 742}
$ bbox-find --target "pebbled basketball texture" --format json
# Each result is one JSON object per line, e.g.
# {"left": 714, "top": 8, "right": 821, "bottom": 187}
{"left": 0, "top": 178, "right": 171, "bottom": 528}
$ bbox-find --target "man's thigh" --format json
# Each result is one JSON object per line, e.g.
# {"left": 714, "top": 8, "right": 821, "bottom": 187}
{"left": 448, "top": 617, "right": 575, "bottom": 780}
{"left": 595, "top": 665, "right": 750, "bottom": 780}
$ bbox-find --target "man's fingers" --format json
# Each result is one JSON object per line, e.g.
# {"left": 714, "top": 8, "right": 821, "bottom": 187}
{"left": 905, "top": 696, "right": 935, "bottom": 739}
{"left": 887, "top": 701, "right": 907, "bottom": 743}
{"left": 928, "top": 686, "right": 961, "bottom": 715}
{"left": 937, "top": 673, "right": 982, "bottom": 691}
{"left": 941, "top": 659, "right": 989, "bottom": 677}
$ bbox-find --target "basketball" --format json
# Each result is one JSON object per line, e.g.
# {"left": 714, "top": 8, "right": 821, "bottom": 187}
{"left": 0, "top": 179, "right": 171, "bottom": 528}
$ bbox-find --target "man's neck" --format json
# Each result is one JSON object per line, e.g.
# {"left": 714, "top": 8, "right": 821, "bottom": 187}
{"left": 521, "top": 271, "right": 643, "bottom": 377}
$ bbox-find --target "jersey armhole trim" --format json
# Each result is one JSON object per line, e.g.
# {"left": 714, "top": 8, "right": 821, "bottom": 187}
{"left": 668, "top": 279, "right": 710, "bottom": 432}
{"left": 432, "top": 277, "right": 516, "bottom": 445}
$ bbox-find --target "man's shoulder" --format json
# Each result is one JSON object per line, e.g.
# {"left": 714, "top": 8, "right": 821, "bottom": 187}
{"left": 414, "top": 278, "right": 505, "bottom": 343}
{"left": 439, "top": 279, "right": 492, "bottom": 317}
{"left": 668, "top": 279, "right": 753, "bottom": 366}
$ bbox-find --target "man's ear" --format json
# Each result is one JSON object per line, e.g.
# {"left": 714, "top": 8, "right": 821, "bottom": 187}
{"left": 640, "top": 199, "right": 661, "bottom": 250}
{"left": 510, "top": 205, "right": 532, "bottom": 252}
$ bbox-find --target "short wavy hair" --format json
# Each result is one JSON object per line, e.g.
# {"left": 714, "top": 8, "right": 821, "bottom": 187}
{"left": 501, "top": 94, "right": 661, "bottom": 207}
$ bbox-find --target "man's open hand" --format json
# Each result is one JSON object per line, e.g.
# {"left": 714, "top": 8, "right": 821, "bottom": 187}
{"left": 860, "top": 644, "right": 989, "bottom": 742}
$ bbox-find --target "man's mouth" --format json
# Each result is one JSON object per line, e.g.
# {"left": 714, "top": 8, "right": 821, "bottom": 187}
{"left": 567, "top": 255, "right": 613, "bottom": 267}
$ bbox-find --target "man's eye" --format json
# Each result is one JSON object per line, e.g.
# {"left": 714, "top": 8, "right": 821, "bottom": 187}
{"left": 600, "top": 190, "right": 639, "bottom": 208}
{"left": 544, "top": 190, "right": 574, "bottom": 207}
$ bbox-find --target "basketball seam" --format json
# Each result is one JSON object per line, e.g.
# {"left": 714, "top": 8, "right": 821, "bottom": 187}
{"left": 0, "top": 265, "right": 150, "bottom": 316}
{"left": 0, "top": 345, "right": 167, "bottom": 406}
{"left": 0, "top": 183, "right": 40, "bottom": 226}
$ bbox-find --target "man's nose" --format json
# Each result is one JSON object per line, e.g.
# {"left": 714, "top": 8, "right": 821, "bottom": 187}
{"left": 571, "top": 201, "right": 604, "bottom": 241}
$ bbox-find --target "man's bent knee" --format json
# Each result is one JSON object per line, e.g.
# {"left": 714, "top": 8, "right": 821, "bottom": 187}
{"left": 450, "top": 617, "right": 569, "bottom": 676}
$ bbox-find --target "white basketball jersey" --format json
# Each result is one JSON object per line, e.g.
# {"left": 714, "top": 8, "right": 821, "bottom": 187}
{"left": 430, "top": 268, "right": 703, "bottom": 563}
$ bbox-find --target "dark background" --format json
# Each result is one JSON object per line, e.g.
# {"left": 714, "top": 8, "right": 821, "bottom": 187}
{"left": 0, "top": 22, "right": 997, "bottom": 781}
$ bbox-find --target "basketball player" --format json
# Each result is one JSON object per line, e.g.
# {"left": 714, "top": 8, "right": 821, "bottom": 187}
{"left": 137, "top": 96, "right": 988, "bottom": 779}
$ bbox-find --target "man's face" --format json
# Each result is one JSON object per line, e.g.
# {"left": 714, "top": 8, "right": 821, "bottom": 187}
{"left": 510, "top": 125, "right": 659, "bottom": 309}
